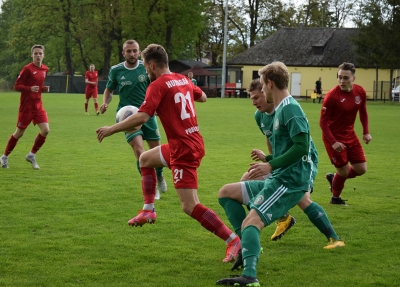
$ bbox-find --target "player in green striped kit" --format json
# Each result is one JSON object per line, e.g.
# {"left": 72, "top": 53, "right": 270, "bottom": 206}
{"left": 100, "top": 40, "right": 166, "bottom": 199}
{"left": 217, "top": 62, "right": 344, "bottom": 286}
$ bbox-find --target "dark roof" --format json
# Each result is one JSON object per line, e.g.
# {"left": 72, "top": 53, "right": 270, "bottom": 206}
{"left": 227, "top": 27, "right": 360, "bottom": 67}
{"left": 180, "top": 65, "right": 218, "bottom": 76}
{"left": 169, "top": 60, "right": 210, "bottom": 73}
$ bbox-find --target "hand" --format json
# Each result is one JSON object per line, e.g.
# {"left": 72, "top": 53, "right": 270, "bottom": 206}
{"left": 100, "top": 103, "right": 108, "bottom": 114}
{"left": 31, "top": 86, "right": 40, "bottom": 92}
{"left": 96, "top": 126, "right": 113, "bottom": 142}
{"left": 248, "top": 162, "right": 272, "bottom": 180}
{"left": 250, "top": 149, "right": 266, "bottom": 162}
{"left": 332, "top": 142, "right": 346, "bottom": 152}
{"left": 43, "top": 86, "right": 50, "bottom": 92}
{"left": 363, "top": 134, "right": 372, "bottom": 144}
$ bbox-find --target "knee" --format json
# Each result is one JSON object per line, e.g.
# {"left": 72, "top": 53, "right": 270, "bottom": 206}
{"left": 41, "top": 128, "right": 50, "bottom": 137}
{"left": 218, "top": 184, "right": 231, "bottom": 199}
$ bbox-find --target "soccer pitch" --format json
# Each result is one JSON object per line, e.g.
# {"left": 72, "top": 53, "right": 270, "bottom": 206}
{"left": 0, "top": 92, "right": 399, "bottom": 286}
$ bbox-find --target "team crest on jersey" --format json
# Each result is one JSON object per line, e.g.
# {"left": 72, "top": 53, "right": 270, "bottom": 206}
{"left": 355, "top": 96, "right": 361, "bottom": 104}
{"left": 254, "top": 195, "right": 264, "bottom": 205}
{"left": 138, "top": 74, "right": 147, "bottom": 82}
{"left": 274, "top": 118, "right": 279, "bottom": 130}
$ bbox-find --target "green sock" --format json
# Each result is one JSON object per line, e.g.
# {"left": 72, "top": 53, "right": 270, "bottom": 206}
{"left": 136, "top": 160, "right": 141, "bottom": 175}
{"left": 155, "top": 167, "right": 164, "bottom": 178}
{"left": 218, "top": 197, "right": 247, "bottom": 237}
{"left": 304, "top": 202, "right": 339, "bottom": 240}
{"left": 241, "top": 225, "right": 260, "bottom": 278}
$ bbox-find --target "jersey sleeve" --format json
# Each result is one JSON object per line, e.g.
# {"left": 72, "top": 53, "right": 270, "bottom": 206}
{"left": 193, "top": 85, "right": 203, "bottom": 101}
{"left": 319, "top": 91, "right": 337, "bottom": 145}
{"left": 14, "top": 66, "right": 31, "bottom": 92}
{"left": 106, "top": 68, "right": 118, "bottom": 91}
{"left": 254, "top": 111, "right": 264, "bottom": 135}
{"left": 358, "top": 87, "right": 369, "bottom": 135}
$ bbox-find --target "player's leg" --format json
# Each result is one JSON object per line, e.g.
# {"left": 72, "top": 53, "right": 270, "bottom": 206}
{"left": 1, "top": 126, "right": 26, "bottom": 168}
{"left": 84, "top": 89, "right": 90, "bottom": 115}
{"left": 220, "top": 181, "right": 304, "bottom": 284}
{"left": 143, "top": 116, "right": 167, "bottom": 193}
{"left": 298, "top": 192, "right": 344, "bottom": 248}
{"left": 25, "top": 120, "right": 49, "bottom": 170}
{"left": 128, "top": 145, "right": 166, "bottom": 227}
{"left": 323, "top": 139, "right": 350, "bottom": 205}
{"left": 92, "top": 90, "right": 99, "bottom": 115}
{"left": 177, "top": 186, "right": 240, "bottom": 263}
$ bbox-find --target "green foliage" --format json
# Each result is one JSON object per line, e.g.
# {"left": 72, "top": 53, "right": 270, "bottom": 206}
{"left": 0, "top": 94, "right": 400, "bottom": 286}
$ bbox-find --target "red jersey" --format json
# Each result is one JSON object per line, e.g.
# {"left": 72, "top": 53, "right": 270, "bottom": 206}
{"left": 139, "top": 73, "right": 205, "bottom": 165}
{"left": 85, "top": 70, "right": 98, "bottom": 89}
{"left": 14, "top": 62, "right": 49, "bottom": 113}
{"left": 320, "top": 84, "right": 369, "bottom": 145}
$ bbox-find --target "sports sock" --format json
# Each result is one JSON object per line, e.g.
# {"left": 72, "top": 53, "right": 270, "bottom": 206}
{"left": 4, "top": 135, "right": 19, "bottom": 156}
{"left": 31, "top": 133, "right": 46, "bottom": 154}
{"left": 155, "top": 166, "right": 164, "bottom": 178}
{"left": 304, "top": 202, "right": 339, "bottom": 240}
{"left": 94, "top": 103, "right": 98, "bottom": 111}
{"left": 332, "top": 173, "right": 346, "bottom": 197}
{"left": 218, "top": 197, "right": 247, "bottom": 238}
{"left": 191, "top": 203, "right": 234, "bottom": 241}
{"left": 140, "top": 167, "right": 156, "bottom": 204}
{"left": 241, "top": 225, "right": 260, "bottom": 278}
{"left": 347, "top": 166, "right": 360, "bottom": 179}
{"left": 85, "top": 103, "right": 88, "bottom": 112}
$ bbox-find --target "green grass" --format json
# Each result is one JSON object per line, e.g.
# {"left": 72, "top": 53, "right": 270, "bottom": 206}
{"left": 0, "top": 93, "right": 399, "bottom": 287}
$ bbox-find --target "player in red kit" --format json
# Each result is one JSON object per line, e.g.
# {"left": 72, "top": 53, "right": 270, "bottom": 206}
{"left": 84, "top": 64, "right": 99, "bottom": 115}
{"left": 96, "top": 44, "right": 240, "bottom": 263}
{"left": 320, "top": 62, "right": 372, "bottom": 205}
{"left": 0, "top": 44, "right": 50, "bottom": 170}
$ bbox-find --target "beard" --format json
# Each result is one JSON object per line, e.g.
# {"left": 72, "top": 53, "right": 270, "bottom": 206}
{"left": 126, "top": 57, "right": 138, "bottom": 66}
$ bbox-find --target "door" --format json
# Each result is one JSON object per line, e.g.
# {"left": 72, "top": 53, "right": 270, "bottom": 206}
{"left": 290, "top": 72, "right": 301, "bottom": 96}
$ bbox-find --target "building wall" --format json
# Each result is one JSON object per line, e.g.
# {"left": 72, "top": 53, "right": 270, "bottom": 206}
{"left": 239, "top": 65, "right": 392, "bottom": 99}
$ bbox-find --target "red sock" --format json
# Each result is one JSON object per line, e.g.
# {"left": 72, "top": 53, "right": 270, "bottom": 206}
{"left": 4, "top": 135, "right": 19, "bottom": 156}
{"left": 191, "top": 203, "right": 233, "bottom": 241}
{"left": 332, "top": 173, "right": 347, "bottom": 197}
{"left": 31, "top": 133, "right": 46, "bottom": 154}
{"left": 94, "top": 103, "right": 98, "bottom": 111}
{"left": 347, "top": 166, "right": 360, "bottom": 179}
{"left": 85, "top": 103, "right": 88, "bottom": 112}
{"left": 141, "top": 167, "right": 156, "bottom": 204}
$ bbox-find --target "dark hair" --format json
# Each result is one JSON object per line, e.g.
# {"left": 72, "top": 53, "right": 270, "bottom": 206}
{"left": 338, "top": 62, "right": 356, "bottom": 75}
{"left": 248, "top": 78, "right": 262, "bottom": 92}
{"left": 31, "top": 44, "right": 44, "bottom": 53}
{"left": 141, "top": 44, "right": 168, "bottom": 68}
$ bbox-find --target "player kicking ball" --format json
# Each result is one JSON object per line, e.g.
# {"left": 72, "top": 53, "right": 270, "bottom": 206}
{"left": 96, "top": 43, "right": 240, "bottom": 263}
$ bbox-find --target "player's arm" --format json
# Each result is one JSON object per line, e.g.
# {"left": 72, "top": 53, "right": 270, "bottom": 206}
{"left": 14, "top": 68, "right": 32, "bottom": 92}
{"left": 193, "top": 86, "right": 207, "bottom": 103}
{"left": 319, "top": 93, "right": 337, "bottom": 146}
{"left": 96, "top": 112, "right": 150, "bottom": 142}
{"left": 359, "top": 92, "right": 372, "bottom": 144}
{"left": 248, "top": 133, "right": 308, "bottom": 179}
{"left": 100, "top": 88, "right": 114, "bottom": 114}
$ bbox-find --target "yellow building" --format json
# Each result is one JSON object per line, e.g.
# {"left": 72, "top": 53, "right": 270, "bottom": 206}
{"left": 228, "top": 27, "right": 393, "bottom": 100}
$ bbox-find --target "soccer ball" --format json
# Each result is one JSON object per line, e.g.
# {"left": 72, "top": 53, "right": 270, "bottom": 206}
{"left": 116, "top": 105, "right": 142, "bottom": 133}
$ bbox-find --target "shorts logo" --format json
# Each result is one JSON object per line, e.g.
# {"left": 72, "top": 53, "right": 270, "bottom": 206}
{"left": 254, "top": 195, "right": 264, "bottom": 205}
{"left": 355, "top": 96, "right": 361, "bottom": 104}
{"left": 138, "top": 74, "right": 147, "bottom": 82}
{"left": 274, "top": 118, "right": 279, "bottom": 130}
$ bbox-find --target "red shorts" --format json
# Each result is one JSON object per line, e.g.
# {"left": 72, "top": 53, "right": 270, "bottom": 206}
{"left": 17, "top": 108, "right": 48, "bottom": 129}
{"left": 85, "top": 88, "right": 98, "bottom": 99}
{"left": 323, "top": 138, "right": 366, "bottom": 168}
{"left": 160, "top": 144, "right": 201, "bottom": 189}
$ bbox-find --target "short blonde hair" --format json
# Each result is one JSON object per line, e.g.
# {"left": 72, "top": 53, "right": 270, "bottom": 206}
{"left": 258, "top": 61, "right": 289, "bottom": 90}
{"left": 31, "top": 44, "right": 44, "bottom": 54}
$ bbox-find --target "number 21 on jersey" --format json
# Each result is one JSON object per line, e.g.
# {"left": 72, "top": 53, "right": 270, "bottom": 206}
{"left": 174, "top": 91, "right": 195, "bottom": 120}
